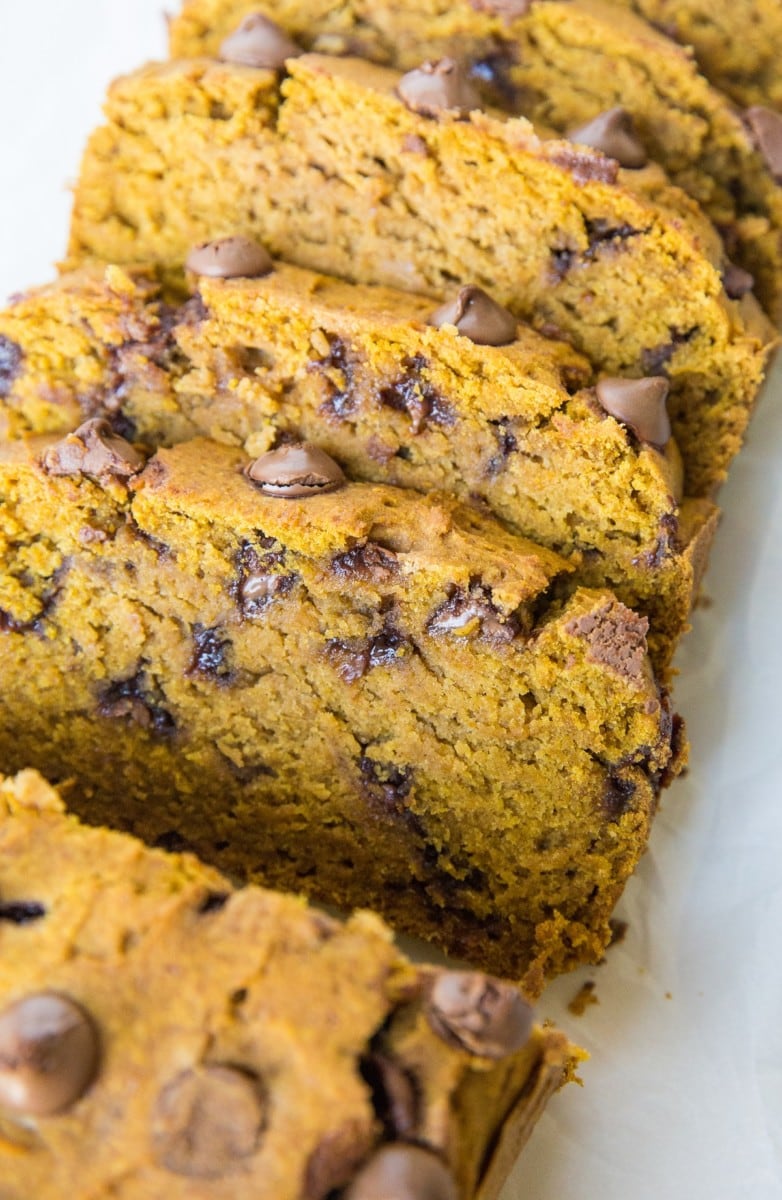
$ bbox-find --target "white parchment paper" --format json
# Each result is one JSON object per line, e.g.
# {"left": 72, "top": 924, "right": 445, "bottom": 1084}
{"left": 1, "top": 4, "right": 780, "bottom": 1196}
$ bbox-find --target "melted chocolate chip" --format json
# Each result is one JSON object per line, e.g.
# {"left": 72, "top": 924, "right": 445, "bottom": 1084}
{"left": 722, "top": 261, "right": 755, "bottom": 299}
{"left": 378, "top": 354, "right": 455, "bottom": 434}
{"left": 602, "top": 770, "right": 638, "bottom": 820}
{"left": 427, "top": 583, "right": 521, "bottom": 644}
{"left": 397, "top": 58, "right": 481, "bottom": 119}
{"left": 469, "top": 42, "right": 523, "bottom": 112}
{"left": 429, "top": 286, "right": 517, "bottom": 346}
{"left": 325, "top": 624, "right": 412, "bottom": 682}
{"left": 331, "top": 541, "right": 399, "bottom": 583}
{"left": 343, "top": 1144, "right": 458, "bottom": 1200}
{"left": 97, "top": 670, "right": 176, "bottom": 735}
{"left": 0, "top": 901, "right": 46, "bottom": 924}
{"left": 303, "top": 1119, "right": 376, "bottom": 1200}
{"left": 188, "top": 625, "right": 233, "bottom": 683}
{"left": 312, "top": 335, "right": 358, "bottom": 421}
{"left": 0, "top": 992, "right": 100, "bottom": 1116}
{"left": 427, "top": 970, "right": 534, "bottom": 1058}
{"left": 361, "top": 1052, "right": 420, "bottom": 1139}
{"left": 151, "top": 1065, "right": 266, "bottom": 1179}
{"left": 565, "top": 600, "right": 649, "bottom": 681}
{"left": 745, "top": 106, "right": 782, "bottom": 181}
{"left": 41, "top": 418, "right": 146, "bottom": 482}
{"left": 595, "top": 376, "right": 671, "bottom": 449}
{"left": 638, "top": 326, "right": 697, "bottom": 376}
{"left": 185, "top": 237, "right": 273, "bottom": 280}
{"left": 0, "top": 335, "right": 23, "bottom": 397}
{"left": 219, "top": 12, "right": 303, "bottom": 69}
{"left": 568, "top": 108, "right": 647, "bottom": 169}
{"left": 196, "top": 891, "right": 230, "bottom": 914}
{"left": 547, "top": 145, "right": 619, "bottom": 185}
{"left": 359, "top": 758, "right": 414, "bottom": 819}
{"left": 245, "top": 443, "right": 345, "bottom": 498}
{"left": 486, "top": 416, "right": 518, "bottom": 475}
{"left": 235, "top": 539, "right": 297, "bottom": 616}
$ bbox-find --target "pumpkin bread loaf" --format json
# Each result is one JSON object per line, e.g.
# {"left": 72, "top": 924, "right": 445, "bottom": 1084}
{"left": 0, "top": 432, "right": 684, "bottom": 985}
{"left": 67, "top": 52, "right": 776, "bottom": 499}
{"left": 168, "top": 0, "right": 782, "bottom": 319}
{"left": 0, "top": 260, "right": 718, "bottom": 672}
{"left": 0, "top": 767, "right": 579, "bottom": 1199}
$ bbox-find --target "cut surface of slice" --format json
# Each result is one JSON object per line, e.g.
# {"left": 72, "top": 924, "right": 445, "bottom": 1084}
{"left": 0, "top": 434, "right": 684, "bottom": 985}
{"left": 0, "top": 767, "right": 579, "bottom": 1198}
{"left": 67, "top": 53, "right": 776, "bottom": 498}
{"left": 0, "top": 262, "right": 719, "bottom": 671}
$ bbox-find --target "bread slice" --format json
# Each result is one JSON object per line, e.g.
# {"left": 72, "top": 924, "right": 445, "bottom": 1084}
{"left": 0, "top": 262, "right": 718, "bottom": 672}
{"left": 0, "top": 767, "right": 579, "bottom": 1198}
{"left": 0, "top": 432, "right": 684, "bottom": 986}
{"left": 602, "top": 0, "right": 782, "bottom": 113}
{"left": 168, "top": 0, "right": 782, "bottom": 318}
{"left": 67, "top": 53, "right": 775, "bottom": 498}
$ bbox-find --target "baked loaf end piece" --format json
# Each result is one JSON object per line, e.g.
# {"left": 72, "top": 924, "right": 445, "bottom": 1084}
{"left": 67, "top": 52, "right": 775, "bottom": 499}
{"left": 0, "top": 433, "right": 684, "bottom": 985}
{"left": 0, "top": 262, "right": 718, "bottom": 673}
{"left": 168, "top": 0, "right": 782, "bottom": 319}
{"left": 607, "top": 0, "right": 782, "bottom": 113}
{"left": 0, "top": 768, "right": 579, "bottom": 1199}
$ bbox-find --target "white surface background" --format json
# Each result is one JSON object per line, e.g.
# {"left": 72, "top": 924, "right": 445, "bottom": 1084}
{"left": 1, "top": 3, "right": 781, "bottom": 1196}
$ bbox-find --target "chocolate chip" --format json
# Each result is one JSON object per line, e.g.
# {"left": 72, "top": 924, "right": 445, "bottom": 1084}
{"left": 98, "top": 670, "right": 176, "bottom": 736}
{"left": 361, "top": 1052, "right": 419, "bottom": 1138}
{"left": 343, "top": 1144, "right": 458, "bottom": 1200}
{"left": 469, "top": 0, "right": 532, "bottom": 15}
{"left": 196, "top": 891, "right": 230, "bottom": 914}
{"left": 359, "top": 758, "right": 414, "bottom": 819}
{"left": 565, "top": 599, "right": 649, "bottom": 681}
{"left": 469, "top": 42, "right": 523, "bottom": 112}
{"left": 0, "top": 901, "right": 46, "bottom": 925}
{"left": 41, "top": 418, "right": 146, "bottom": 482}
{"left": 429, "top": 286, "right": 517, "bottom": 346}
{"left": 218, "top": 12, "right": 303, "bottom": 70}
{"left": 235, "top": 539, "right": 297, "bottom": 615}
{"left": 602, "top": 770, "right": 638, "bottom": 820}
{"left": 427, "top": 584, "right": 520, "bottom": 644}
{"left": 0, "top": 992, "right": 99, "bottom": 1116}
{"left": 245, "top": 443, "right": 345, "bottom": 498}
{"left": 722, "top": 261, "right": 755, "bottom": 299}
{"left": 595, "top": 376, "right": 671, "bottom": 449}
{"left": 378, "top": 354, "right": 455, "bottom": 433}
{"left": 151, "top": 1065, "right": 266, "bottom": 1179}
{"left": 745, "top": 106, "right": 782, "bottom": 181}
{"left": 325, "top": 625, "right": 412, "bottom": 682}
{"left": 188, "top": 625, "right": 233, "bottom": 682}
{"left": 331, "top": 542, "right": 399, "bottom": 583}
{"left": 568, "top": 108, "right": 647, "bottom": 169}
{"left": 397, "top": 58, "right": 481, "bottom": 119}
{"left": 303, "top": 1119, "right": 376, "bottom": 1200}
{"left": 486, "top": 416, "right": 518, "bottom": 475}
{"left": 312, "top": 335, "right": 358, "bottom": 421}
{"left": 185, "top": 237, "right": 273, "bottom": 280}
{"left": 427, "top": 971, "right": 534, "bottom": 1058}
{"left": 0, "top": 335, "right": 23, "bottom": 398}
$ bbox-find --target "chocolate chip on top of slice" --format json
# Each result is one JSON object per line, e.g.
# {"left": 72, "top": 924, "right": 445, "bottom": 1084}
{"left": 185, "top": 236, "right": 274, "bottom": 280}
{"left": 0, "top": 992, "right": 100, "bottom": 1116}
{"left": 151, "top": 1065, "right": 266, "bottom": 1179}
{"left": 722, "top": 261, "right": 755, "bottom": 299}
{"left": 568, "top": 108, "right": 648, "bottom": 170}
{"left": 41, "top": 418, "right": 147, "bottom": 482}
{"left": 245, "top": 442, "right": 345, "bottom": 498}
{"left": 426, "top": 970, "right": 534, "bottom": 1059}
{"left": 343, "top": 1144, "right": 459, "bottom": 1200}
{"left": 745, "top": 106, "right": 782, "bottom": 181}
{"left": 397, "top": 58, "right": 481, "bottom": 119}
{"left": 429, "top": 285, "right": 518, "bottom": 346}
{"left": 595, "top": 376, "right": 671, "bottom": 450}
{"left": 218, "top": 12, "right": 303, "bottom": 71}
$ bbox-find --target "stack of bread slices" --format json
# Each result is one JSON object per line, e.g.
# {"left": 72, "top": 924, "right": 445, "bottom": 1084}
{"left": 0, "top": 1, "right": 779, "bottom": 1195}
